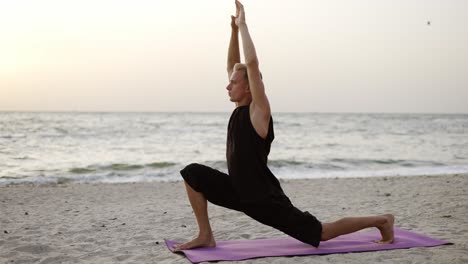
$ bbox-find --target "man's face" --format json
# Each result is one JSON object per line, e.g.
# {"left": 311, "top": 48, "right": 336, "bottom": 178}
{"left": 226, "top": 70, "right": 249, "bottom": 102}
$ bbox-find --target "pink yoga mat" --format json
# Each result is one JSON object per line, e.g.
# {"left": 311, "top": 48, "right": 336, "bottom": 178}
{"left": 165, "top": 228, "right": 451, "bottom": 263}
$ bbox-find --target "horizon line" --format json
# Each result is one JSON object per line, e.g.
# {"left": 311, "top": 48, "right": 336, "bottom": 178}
{"left": 1, "top": 110, "right": 467, "bottom": 115}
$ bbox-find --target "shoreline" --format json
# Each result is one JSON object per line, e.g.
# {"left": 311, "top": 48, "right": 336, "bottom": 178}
{"left": 1, "top": 173, "right": 467, "bottom": 263}
{"left": 3, "top": 169, "right": 468, "bottom": 187}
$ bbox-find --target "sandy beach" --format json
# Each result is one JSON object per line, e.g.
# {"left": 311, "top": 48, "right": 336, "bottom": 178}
{"left": 1, "top": 173, "right": 467, "bottom": 263}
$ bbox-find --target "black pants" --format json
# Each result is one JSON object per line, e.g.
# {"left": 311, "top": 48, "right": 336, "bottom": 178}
{"left": 180, "top": 163, "right": 323, "bottom": 247}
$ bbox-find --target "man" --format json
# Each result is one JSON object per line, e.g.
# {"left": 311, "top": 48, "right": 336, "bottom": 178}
{"left": 173, "top": 0, "right": 394, "bottom": 251}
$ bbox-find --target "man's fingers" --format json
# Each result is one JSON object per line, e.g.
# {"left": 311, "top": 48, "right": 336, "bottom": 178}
{"left": 235, "top": 2, "right": 244, "bottom": 20}
{"left": 236, "top": 0, "right": 244, "bottom": 10}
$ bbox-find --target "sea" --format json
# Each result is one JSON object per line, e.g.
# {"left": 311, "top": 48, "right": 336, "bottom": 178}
{"left": 1, "top": 111, "right": 467, "bottom": 185}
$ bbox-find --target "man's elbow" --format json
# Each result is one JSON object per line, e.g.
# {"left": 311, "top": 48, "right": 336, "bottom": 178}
{"left": 246, "top": 59, "right": 259, "bottom": 68}
{"left": 227, "top": 63, "right": 236, "bottom": 72}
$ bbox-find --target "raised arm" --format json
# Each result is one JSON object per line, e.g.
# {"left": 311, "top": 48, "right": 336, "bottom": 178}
{"left": 227, "top": 16, "right": 241, "bottom": 79}
{"left": 235, "top": 0, "right": 271, "bottom": 138}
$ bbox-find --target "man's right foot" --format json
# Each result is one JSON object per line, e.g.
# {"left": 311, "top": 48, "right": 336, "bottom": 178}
{"left": 172, "top": 235, "right": 216, "bottom": 252}
{"left": 377, "top": 214, "right": 395, "bottom": 244}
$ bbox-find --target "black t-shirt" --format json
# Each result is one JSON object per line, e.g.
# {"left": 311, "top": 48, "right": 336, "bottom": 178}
{"left": 226, "top": 105, "right": 285, "bottom": 203}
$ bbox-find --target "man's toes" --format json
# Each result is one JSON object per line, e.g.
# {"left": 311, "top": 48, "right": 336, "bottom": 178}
{"left": 172, "top": 244, "right": 186, "bottom": 252}
{"left": 376, "top": 238, "right": 394, "bottom": 244}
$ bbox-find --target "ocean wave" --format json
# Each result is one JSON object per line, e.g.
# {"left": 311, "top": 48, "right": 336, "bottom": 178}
{"left": 105, "top": 164, "right": 145, "bottom": 171}
{"left": 0, "top": 175, "right": 28, "bottom": 179}
{"left": 0, "top": 134, "right": 27, "bottom": 139}
{"left": 268, "top": 160, "right": 307, "bottom": 167}
{"left": 11, "top": 156, "right": 32, "bottom": 160}
{"left": 328, "top": 158, "right": 446, "bottom": 167}
{"left": 69, "top": 168, "right": 96, "bottom": 174}
{"left": 69, "top": 162, "right": 177, "bottom": 174}
{"left": 54, "top": 127, "right": 69, "bottom": 134}
{"left": 268, "top": 160, "right": 345, "bottom": 170}
{"left": 147, "top": 162, "right": 177, "bottom": 168}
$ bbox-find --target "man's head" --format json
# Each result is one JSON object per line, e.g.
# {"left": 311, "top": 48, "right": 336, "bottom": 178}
{"left": 226, "top": 63, "right": 251, "bottom": 105}
{"left": 233, "top": 63, "right": 249, "bottom": 82}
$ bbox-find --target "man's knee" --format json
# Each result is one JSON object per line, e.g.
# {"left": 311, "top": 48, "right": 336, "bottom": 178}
{"left": 180, "top": 163, "right": 207, "bottom": 192}
{"left": 180, "top": 163, "right": 204, "bottom": 179}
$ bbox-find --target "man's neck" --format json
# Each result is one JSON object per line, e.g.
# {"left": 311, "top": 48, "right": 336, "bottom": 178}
{"left": 235, "top": 98, "right": 252, "bottom": 108}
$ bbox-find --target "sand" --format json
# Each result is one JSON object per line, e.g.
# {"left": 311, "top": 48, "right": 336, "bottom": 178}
{"left": 1, "top": 173, "right": 467, "bottom": 263}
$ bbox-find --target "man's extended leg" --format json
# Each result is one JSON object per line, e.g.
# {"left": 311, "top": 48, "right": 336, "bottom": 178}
{"left": 321, "top": 214, "right": 395, "bottom": 243}
{"left": 173, "top": 181, "right": 216, "bottom": 251}
{"left": 242, "top": 197, "right": 394, "bottom": 248}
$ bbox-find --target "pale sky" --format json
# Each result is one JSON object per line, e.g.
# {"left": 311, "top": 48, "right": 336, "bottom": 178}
{"left": 1, "top": 0, "right": 467, "bottom": 113}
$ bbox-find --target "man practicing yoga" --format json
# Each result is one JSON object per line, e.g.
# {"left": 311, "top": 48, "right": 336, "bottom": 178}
{"left": 174, "top": 0, "right": 394, "bottom": 251}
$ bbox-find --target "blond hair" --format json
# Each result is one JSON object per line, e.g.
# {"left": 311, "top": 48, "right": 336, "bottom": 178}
{"left": 233, "top": 63, "right": 249, "bottom": 81}
{"left": 233, "top": 63, "right": 262, "bottom": 81}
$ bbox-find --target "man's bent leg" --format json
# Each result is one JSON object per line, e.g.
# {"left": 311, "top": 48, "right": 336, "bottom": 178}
{"left": 173, "top": 181, "right": 216, "bottom": 251}
{"left": 174, "top": 163, "right": 242, "bottom": 251}
{"left": 321, "top": 214, "right": 395, "bottom": 243}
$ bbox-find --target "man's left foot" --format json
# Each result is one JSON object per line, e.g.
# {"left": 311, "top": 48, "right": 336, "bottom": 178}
{"left": 172, "top": 234, "right": 216, "bottom": 252}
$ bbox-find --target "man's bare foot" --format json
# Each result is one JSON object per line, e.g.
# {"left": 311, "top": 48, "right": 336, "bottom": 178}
{"left": 172, "top": 234, "right": 216, "bottom": 252}
{"left": 376, "top": 214, "right": 395, "bottom": 244}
